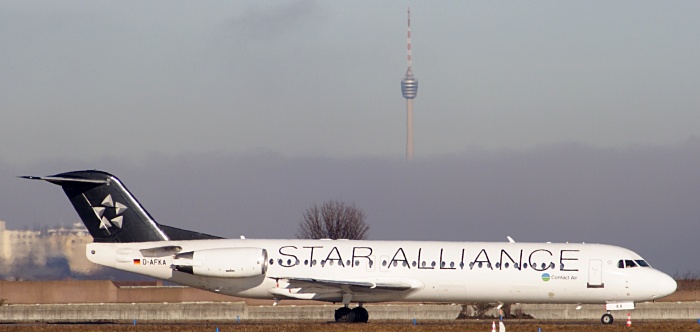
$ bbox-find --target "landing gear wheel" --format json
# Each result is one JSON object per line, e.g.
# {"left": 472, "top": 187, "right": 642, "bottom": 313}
{"left": 352, "top": 307, "right": 369, "bottom": 323}
{"left": 601, "top": 313, "right": 614, "bottom": 325}
{"left": 335, "top": 307, "right": 356, "bottom": 323}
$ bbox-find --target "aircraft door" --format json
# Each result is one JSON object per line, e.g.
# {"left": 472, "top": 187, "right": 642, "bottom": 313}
{"left": 587, "top": 259, "right": 604, "bottom": 288}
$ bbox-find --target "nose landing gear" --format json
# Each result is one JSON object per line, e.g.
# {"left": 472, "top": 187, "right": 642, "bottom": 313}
{"left": 601, "top": 312, "right": 614, "bottom": 324}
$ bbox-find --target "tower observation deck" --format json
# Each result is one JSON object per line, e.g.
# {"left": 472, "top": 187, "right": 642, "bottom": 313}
{"left": 401, "top": 68, "right": 418, "bottom": 99}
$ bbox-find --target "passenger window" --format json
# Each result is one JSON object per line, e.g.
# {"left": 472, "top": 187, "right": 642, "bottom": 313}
{"left": 450, "top": 262, "right": 455, "bottom": 268}
{"left": 412, "top": 261, "right": 417, "bottom": 267}
{"left": 382, "top": 260, "right": 387, "bottom": 267}
{"left": 505, "top": 262, "right": 509, "bottom": 269}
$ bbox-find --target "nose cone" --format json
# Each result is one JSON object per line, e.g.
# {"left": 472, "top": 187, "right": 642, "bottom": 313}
{"left": 657, "top": 273, "right": 677, "bottom": 298}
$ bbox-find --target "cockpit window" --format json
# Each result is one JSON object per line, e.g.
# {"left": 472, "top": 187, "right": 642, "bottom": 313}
{"left": 618, "top": 259, "right": 651, "bottom": 268}
{"left": 635, "top": 260, "right": 650, "bottom": 267}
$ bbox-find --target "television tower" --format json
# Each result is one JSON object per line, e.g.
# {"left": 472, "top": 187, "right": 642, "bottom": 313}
{"left": 400, "top": 7, "right": 418, "bottom": 160}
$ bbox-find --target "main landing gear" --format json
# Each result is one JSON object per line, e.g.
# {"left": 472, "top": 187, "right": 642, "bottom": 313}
{"left": 601, "top": 312, "right": 614, "bottom": 325}
{"left": 334, "top": 305, "right": 369, "bottom": 323}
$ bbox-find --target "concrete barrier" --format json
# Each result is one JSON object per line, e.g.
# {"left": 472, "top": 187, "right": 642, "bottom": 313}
{"left": 0, "top": 303, "right": 247, "bottom": 322}
{"left": 0, "top": 301, "right": 698, "bottom": 322}
{"left": 511, "top": 302, "right": 700, "bottom": 320}
{"left": 0, "top": 281, "right": 241, "bottom": 304}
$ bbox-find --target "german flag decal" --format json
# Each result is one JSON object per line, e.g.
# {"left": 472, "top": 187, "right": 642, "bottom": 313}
{"left": 133, "top": 259, "right": 141, "bottom": 265}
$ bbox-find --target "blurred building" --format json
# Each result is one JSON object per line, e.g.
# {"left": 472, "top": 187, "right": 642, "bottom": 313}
{"left": 0, "top": 220, "right": 98, "bottom": 279}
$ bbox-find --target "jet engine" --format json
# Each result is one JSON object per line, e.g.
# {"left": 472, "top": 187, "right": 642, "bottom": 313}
{"left": 173, "top": 247, "right": 268, "bottom": 278}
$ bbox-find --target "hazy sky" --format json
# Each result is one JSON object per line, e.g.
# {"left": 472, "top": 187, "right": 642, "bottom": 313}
{"left": 2, "top": 1, "right": 699, "bottom": 163}
{"left": 1, "top": 2, "right": 699, "bottom": 275}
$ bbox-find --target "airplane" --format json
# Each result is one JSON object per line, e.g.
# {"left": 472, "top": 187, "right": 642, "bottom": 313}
{"left": 22, "top": 170, "right": 677, "bottom": 324}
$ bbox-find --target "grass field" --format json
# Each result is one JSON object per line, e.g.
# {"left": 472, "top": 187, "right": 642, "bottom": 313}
{"left": 1, "top": 321, "right": 699, "bottom": 332}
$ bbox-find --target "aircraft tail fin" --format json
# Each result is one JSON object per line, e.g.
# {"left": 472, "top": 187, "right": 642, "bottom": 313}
{"left": 23, "top": 170, "right": 171, "bottom": 243}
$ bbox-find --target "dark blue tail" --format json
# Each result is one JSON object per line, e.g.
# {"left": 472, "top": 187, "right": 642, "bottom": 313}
{"left": 23, "top": 170, "right": 221, "bottom": 243}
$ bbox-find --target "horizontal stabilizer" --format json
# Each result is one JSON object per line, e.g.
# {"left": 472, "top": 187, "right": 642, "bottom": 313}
{"left": 20, "top": 175, "right": 108, "bottom": 185}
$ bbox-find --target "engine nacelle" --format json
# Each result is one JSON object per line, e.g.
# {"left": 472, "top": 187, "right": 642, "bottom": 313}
{"left": 173, "top": 247, "right": 268, "bottom": 278}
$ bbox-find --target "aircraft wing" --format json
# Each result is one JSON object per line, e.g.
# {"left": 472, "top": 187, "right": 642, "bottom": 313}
{"left": 267, "top": 276, "right": 423, "bottom": 301}
{"left": 272, "top": 276, "right": 416, "bottom": 291}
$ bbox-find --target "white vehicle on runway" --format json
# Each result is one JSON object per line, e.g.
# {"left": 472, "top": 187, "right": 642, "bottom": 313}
{"left": 24, "top": 170, "right": 676, "bottom": 324}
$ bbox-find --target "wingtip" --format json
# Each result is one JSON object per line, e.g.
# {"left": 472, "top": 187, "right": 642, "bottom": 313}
{"left": 19, "top": 175, "right": 42, "bottom": 180}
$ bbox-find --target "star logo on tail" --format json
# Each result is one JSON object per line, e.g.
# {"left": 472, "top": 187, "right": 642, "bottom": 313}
{"left": 92, "top": 194, "right": 128, "bottom": 229}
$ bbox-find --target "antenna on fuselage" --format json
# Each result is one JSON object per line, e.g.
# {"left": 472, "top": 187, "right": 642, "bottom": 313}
{"left": 507, "top": 236, "right": 515, "bottom": 243}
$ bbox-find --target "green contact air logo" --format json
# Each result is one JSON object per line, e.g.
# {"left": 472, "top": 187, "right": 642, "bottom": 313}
{"left": 541, "top": 273, "right": 551, "bottom": 282}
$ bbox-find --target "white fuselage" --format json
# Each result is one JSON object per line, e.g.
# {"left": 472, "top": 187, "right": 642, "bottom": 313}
{"left": 87, "top": 239, "right": 676, "bottom": 305}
